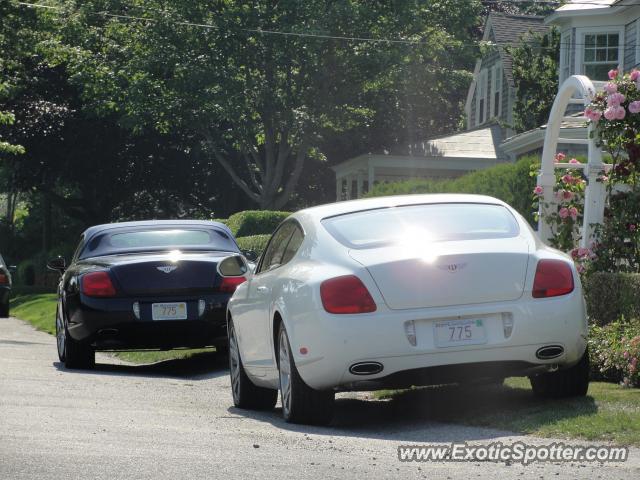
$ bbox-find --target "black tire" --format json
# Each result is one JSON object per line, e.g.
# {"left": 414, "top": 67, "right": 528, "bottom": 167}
{"left": 228, "top": 320, "right": 277, "bottom": 410}
{"left": 56, "top": 305, "right": 95, "bottom": 369}
{"left": 529, "top": 349, "right": 589, "bottom": 398}
{"left": 277, "top": 323, "right": 334, "bottom": 425}
{"left": 0, "top": 301, "right": 9, "bottom": 318}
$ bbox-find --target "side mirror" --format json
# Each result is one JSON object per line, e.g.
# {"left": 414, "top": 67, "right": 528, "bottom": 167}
{"left": 8, "top": 265, "right": 16, "bottom": 273}
{"left": 47, "top": 256, "right": 66, "bottom": 273}
{"left": 242, "top": 249, "right": 258, "bottom": 262}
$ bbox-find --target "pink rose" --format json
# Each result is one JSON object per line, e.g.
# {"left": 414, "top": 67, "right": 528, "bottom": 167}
{"left": 569, "top": 158, "right": 580, "bottom": 164}
{"left": 604, "top": 107, "right": 617, "bottom": 120}
{"left": 570, "top": 248, "right": 579, "bottom": 259}
{"left": 608, "top": 69, "right": 619, "bottom": 80}
{"left": 576, "top": 264, "right": 586, "bottom": 274}
{"left": 559, "top": 207, "right": 569, "bottom": 219}
{"left": 604, "top": 82, "right": 618, "bottom": 94}
{"left": 629, "top": 101, "right": 640, "bottom": 114}
{"left": 563, "top": 190, "right": 574, "bottom": 201}
{"left": 554, "top": 152, "right": 566, "bottom": 163}
{"left": 533, "top": 186, "right": 543, "bottom": 195}
{"left": 624, "top": 351, "right": 630, "bottom": 359}
{"left": 630, "top": 224, "right": 637, "bottom": 232}
{"left": 607, "top": 92, "right": 625, "bottom": 105}
{"left": 562, "top": 174, "right": 574, "bottom": 184}
{"left": 569, "top": 206, "right": 578, "bottom": 220}
{"left": 599, "top": 175, "right": 609, "bottom": 182}
{"left": 615, "top": 105, "right": 626, "bottom": 120}
{"left": 588, "top": 109, "right": 602, "bottom": 122}
{"left": 631, "top": 70, "right": 640, "bottom": 82}
{"left": 577, "top": 247, "right": 589, "bottom": 258}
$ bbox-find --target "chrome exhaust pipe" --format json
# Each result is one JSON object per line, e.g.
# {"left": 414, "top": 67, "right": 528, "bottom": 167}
{"left": 349, "top": 362, "right": 384, "bottom": 375}
{"left": 536, "top": 345, "right": 564, "bottom": 360}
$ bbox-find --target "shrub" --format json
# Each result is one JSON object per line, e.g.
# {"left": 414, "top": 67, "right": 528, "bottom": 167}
{"left": 226, "top": 210, "right": 290, "bottom": 237}
{"left": 589, "top": 318, "right": 640, "bottom": 387}
{"left": 583, "top": 272, "right": 640, "bottom": 326}
{"left": 236, "top": 235, "right": 271, "bottom": 256}
{"left": 211, "top": 218, "right": 228, "bottom": 226}
{"left": 366, "top": 156, "right": 538, "bottom": 224}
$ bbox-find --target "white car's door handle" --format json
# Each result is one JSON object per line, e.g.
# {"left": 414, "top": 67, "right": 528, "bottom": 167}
{"left": 256, "top": 286, "right": 269, "bottom": 294}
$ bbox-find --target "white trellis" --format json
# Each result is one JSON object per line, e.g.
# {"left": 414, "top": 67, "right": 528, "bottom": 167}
{"left": 537, "top": 75, "right": 612, "bottom": 249}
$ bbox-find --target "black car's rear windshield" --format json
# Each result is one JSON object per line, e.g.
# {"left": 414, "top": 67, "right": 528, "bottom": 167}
{"left": 322, "top": 203, "right": 520, "bottom": 249}
{"left": 80, "top": 227, "right": 239, "bottom": 259}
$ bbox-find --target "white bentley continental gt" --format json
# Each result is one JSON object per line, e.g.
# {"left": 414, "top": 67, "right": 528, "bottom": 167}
{"left": 227, "top": 194, "right": 589, "bottom": 425}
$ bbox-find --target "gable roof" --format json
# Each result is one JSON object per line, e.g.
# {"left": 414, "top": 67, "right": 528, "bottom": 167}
{"left": 487, "top": 13, "right": 549, "bottom": 87}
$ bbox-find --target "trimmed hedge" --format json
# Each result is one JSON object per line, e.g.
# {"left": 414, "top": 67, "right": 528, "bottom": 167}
{"left": 226, "top": 210, "right": 290, "bottom": 237}
{"left": 583, "top": 272, "right": 640, "bottom": 326}
{"left": 236, "top": 234, "right": 271, "bottom": 255}
{"left": 366, "top": 155, "right": 538, "bottom": 224}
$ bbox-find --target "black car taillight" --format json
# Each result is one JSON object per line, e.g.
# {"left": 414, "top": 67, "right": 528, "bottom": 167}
{"left": 81, "top": 271, "right": 116, "bottom": 297}
{"left": 219, "top": 276, "right": 247, "bottom": 293}
{"left": 532, "top": 260, "right": 574, "bottom": 298}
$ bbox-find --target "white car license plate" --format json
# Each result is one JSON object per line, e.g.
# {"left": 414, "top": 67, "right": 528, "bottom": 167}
{"left": 434, "top": 318, "right": 486, "bottom": 347}
{"left": 152, "top": 302, "right": 187, "bottom": 320}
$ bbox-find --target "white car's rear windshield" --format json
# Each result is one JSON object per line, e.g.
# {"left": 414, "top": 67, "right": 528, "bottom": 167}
{"left": 322, "top": 203, "right": 520, "bottom": 249}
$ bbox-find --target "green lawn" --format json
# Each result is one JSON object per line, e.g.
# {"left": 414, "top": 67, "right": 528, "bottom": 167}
{"left": 376, "top": 378, "right": 640, "bottom": 446}
{"left": 9, "top": 293, "right": 215, "bottom": 364}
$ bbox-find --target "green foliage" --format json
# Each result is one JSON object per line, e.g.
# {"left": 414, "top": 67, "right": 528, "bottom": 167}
{"left": 508, "top": 28, "right": 560, "bottom": 133}
{"left": 366, "top": 155, "right": 538, "bottom": 223}
{"left": 55, "top": 0, "right": 482, "bottom": 209}
{"left": 235, "top": 234, "right": 271, "bottom": 256}
{"left": 589, "top": 318, "right": 640, "bottom": 387}
{"left": 226, "top": 210, "right": 290, "bottom": 237}
{"left": 583, "top": 272, "right": 640, "bottom": 326}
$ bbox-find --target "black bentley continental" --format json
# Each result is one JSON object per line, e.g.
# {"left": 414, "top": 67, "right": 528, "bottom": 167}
{"left": 48, "top": 220, "right": 251, "bottom": 369}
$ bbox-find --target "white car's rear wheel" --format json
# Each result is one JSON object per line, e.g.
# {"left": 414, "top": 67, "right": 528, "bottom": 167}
{"left": 277, "top": 323, "right": 334, "bottom": 425}
{"left": 529, "top": 349, "right": 589, "bottom": 398}
{"left": 228, "top": 320, "right": 277, "bottom": 410}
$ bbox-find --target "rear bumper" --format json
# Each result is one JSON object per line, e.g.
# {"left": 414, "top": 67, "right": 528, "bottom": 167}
{"left": 288, "top": 292, "right": 588, "bottom": 390}
{"left": 66, "top": 294, "right": 228, "bottom": 350}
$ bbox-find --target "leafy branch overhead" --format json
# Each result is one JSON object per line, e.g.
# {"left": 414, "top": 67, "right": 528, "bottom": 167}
{"left": 54, "top": 0, "right": 481, "bottom": 209}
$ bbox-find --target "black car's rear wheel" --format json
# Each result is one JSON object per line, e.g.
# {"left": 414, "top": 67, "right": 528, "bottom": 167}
{"left": 277, "top": 323, "right": 334, "bottom": 425}
{"left": 56, "top": 305, "right": 95, "bottom": 369}
{"left": 228, "top": 320, "right": 277, "bottom": 410}
{"left": 0, "top": 301, "right": 9, "bottom": 318}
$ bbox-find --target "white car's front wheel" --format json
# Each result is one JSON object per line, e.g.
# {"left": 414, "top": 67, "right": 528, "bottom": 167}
{"left": 278, "top": 323, "right": 334, "bottom": 425}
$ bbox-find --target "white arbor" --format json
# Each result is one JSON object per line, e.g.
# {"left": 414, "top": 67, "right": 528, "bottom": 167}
{"left": 537, "top": 75, "right": 611, "bottom": 249}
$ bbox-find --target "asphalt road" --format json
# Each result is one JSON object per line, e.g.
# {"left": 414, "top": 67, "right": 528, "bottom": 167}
{"left": 1, "top": 316, "right": 639, "bottom": 480}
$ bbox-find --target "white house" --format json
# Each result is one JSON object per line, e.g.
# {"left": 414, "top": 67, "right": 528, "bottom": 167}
{"left": 332, "top": 1, "right": 640, "bottom": 201}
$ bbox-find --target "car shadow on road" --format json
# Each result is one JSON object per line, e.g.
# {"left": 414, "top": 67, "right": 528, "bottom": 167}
{"left": 53, "top": 351, "right": 229, "bottom": 381}
{"left": 229, "top": 381, "right": 598, "bottom": 443}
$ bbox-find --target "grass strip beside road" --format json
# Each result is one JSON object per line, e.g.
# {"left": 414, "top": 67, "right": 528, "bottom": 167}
{"left": 376, "top": 378, "right": 640, "bottom": 446}
{"left": 9, "top": 293, "right": 214, "bottom": 364}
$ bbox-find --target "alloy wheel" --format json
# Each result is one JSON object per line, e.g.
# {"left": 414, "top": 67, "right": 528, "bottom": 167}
{"left": 278, "top": 329, "right": 292, "bottom": 417}
{"left": 55, "top": 307, "right": 65, "bottom": 360}
{"left": 229, "top": 325, "right": 241, "bottom": 403}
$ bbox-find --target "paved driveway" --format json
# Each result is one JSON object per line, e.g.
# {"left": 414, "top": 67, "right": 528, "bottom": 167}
{"left": 1, "top": 316, "right": 638, "bottom": 479}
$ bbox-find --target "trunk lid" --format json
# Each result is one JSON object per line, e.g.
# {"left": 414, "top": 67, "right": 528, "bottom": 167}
{"left": 87, "top": 252, "right": 230, "bottom": 296}
{"left": 349, "top": 238, "right": 530, "bottom": 310}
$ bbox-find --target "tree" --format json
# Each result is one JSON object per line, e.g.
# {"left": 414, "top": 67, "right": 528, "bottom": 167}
{"left": 508, "top": 27, "right": 560, "bottom": 133}
{"left": 55, "top": 0, "right": 481, "bottom": 209}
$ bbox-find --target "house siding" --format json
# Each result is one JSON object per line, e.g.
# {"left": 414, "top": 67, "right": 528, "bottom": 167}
{"left": 624, "top": 18, "right": 638, "bottom": 70}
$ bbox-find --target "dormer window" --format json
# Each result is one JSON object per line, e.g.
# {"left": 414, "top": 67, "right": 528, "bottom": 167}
{"left": 476, "top": 69, "right": 488, "bottom": 126}
{"left": 491, "top": 64, "right": 502, "bottom": 119}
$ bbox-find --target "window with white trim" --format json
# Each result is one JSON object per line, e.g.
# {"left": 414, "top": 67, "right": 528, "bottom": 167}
{"left": 560, "top": 31, "right": 571, "bottom": 83}
{"left": 476, "top": 69, "right": 488, "bottom": 125}
{"left": 491, "top": 64, "right": 502, "bottom": 119}
{"left": 577, "top": 28, "right": 623, "bottom": 81}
